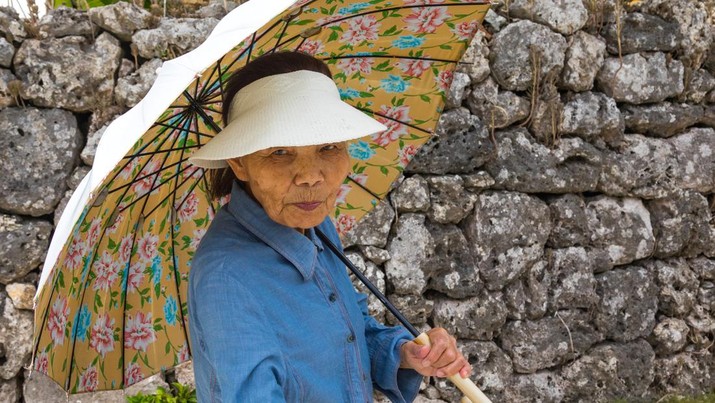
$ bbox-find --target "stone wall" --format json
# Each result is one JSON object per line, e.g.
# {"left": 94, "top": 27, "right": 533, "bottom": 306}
{"left": 1, "top": 0, "right": 714, "bottom": 402}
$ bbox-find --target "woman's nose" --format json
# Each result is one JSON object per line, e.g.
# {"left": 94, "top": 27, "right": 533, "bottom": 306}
{"left": 294, "top": 157, "right": 324, "bottom": 187}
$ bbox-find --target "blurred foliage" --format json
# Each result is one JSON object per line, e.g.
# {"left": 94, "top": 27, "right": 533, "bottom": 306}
{"left": 126, "top": 382, "right": 197, "bottom": 403}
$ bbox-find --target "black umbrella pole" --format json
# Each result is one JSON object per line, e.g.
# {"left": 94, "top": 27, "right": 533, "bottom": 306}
{"left": 315, "top": 228, "right": 420, "bottom": 338}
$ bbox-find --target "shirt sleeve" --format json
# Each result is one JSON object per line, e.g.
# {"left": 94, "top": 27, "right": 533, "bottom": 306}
{"left": 357, "top": 291, "right": 423, "bottom": 403}
{"left": 189, "top": 265, "right": 288, "bottom": 403}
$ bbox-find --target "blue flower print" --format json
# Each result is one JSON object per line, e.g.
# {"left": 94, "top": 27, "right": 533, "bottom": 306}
{"left": 339, "top": 87, "right": 361, "bottom": 100}
{"left": 164, "top": 296, "right": 178, "bottom": 326}
{"left": 348, "top": 141, "right": 376, "bottom": 161}
{"left": 72, "top": 304, "right": 91, "bottom": 341}
{"left": 381, "top": 75, "right": 409, "bottom": 93}
{"left": 338, "top": 2, "right": 369, "bottom": 14}
{"left": 151, "top": 256, "right": 163, "bottom": 285}
{"left": 392, "top": 35, "right": 425, "bottom": 49}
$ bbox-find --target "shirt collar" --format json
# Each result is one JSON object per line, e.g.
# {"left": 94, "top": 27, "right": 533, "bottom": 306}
{"left": 226, "top": 181, "right": 322, "bottom": 280}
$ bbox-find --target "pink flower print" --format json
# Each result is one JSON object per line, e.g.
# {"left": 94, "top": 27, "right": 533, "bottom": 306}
{"left": 136, "top": 232, "right": 159, "bottom": 263}
{"left": 293, "top": 0, "right": 312, "bottom": 7}
{"left": 86, "top": 217, "right": 102, "bottom": 248}
{"left": 374, "top": 105, "right": 411, "bottom": 146}
{"left": 403, "top": 0, "right": 445, "bottom": 4}
{"left": 298, "top": 39, "right": 325, "bottom": 55}
{"left": 190, "top": 229, "right": 207, "bottom": 250}
{"left": 341, "top": 15, "right": 380, "bottom": 45}
{"left": 350, "top": 173, "right": 368, "bottom": 186}
{"left": 118, "top": 235, "right": 133, "bottom": 265}
{"left": 124, "top": 362, "right": 144, "bottom": 387}
{"left": 436, "top": 70, "right": 454, "bottom": 92}
{"left": 78, "top": 365, "right": 99, "bottom": 392}
{"left": 124, "top": 312, "right": 156, "bottom": 351}
{"left": 451, "top": 20, "right": 478, "bottom": 40}
{"left": 118, "top": 159, "right": 139, "bottom": 180}
{"left": 126, "top": 262, "right": 143, "bottom": 293}
{"left": 399, "top": 144, "right": 419, "bottom": 167}
{"left": 131, "top": 159, "right": 162, "bottom": 198}
{"left": 34, "top": 352, "right": 49, "bottom": 374}
{"left": 337, "top": 57, "right": 374, "bottom": 75}
{"left": 65, "top": 237, "right": 87, "bottom": 272}
{"left": 107, "top": 212, "right": 125, "bottom": 234}
{"left": 90, "top": 314, "right": 115, "bottom": 356}
{"left": 335, "top": 214, "right": 357, "bottom": 236}
{"left": 182, "top": 165, "right": 202, "bottom": 181}
{"left": 177, "top": 192, "right": 199, "bottom": 223}
{"left": 396, "top": 60, "right": 432, "bottom": 78}
{"left": 48, "top": 296, "right": 70, "bottom": 345}
{"left": 335, "top": 183, "right": 351, "bottom": 204}
{"left": 178, "top": 343, "right": 190, "bottom": 362}
{"left": 404, "top": 7, "right": 450, "bottom": 34}
{"left": 93, "top": 251, "right": 120, "bottom": 291}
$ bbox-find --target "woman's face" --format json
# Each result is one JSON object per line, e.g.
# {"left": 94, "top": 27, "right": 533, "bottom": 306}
{"left": 227, "top": 142, "right": 350, "bottom": 232}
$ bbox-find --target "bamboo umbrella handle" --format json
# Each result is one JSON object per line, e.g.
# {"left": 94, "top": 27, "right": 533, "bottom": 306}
{"left": 414, "top": 333, "right": 492, "bottom": 403}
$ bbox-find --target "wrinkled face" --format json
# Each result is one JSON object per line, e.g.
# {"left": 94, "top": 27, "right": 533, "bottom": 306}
{"left": 227, "top": 142, "right": 350, "bottom": 232}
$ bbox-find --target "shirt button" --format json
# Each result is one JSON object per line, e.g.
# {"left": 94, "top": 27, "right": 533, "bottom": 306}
{"left": 329, "top": 293, "right": 337, "bottom": 302}
{"left": 347, "top": 333, "right": 355, "bottom": 343}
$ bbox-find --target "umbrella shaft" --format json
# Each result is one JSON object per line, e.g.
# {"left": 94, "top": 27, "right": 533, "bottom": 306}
{"left": 315, "top": 228, "right": 420, "bottom": 337}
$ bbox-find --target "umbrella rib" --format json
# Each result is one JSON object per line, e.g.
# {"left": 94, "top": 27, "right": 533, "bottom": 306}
{"left": 357, "top": 106, "right": 433, "bottom": 135}
{"left": 346, "top": 174, "right": 381, "bottom": 201}
{"left": 109, "top": 159, "right": 186, "bottom": 196}
{"left": 140, "top": 165, "right": 202, "bottom": 218}
{"left": 325, "top": 54, "right": 462, "bottom": 65}
{"left": 183, "top": 90, "right": 223, "bottom": 133}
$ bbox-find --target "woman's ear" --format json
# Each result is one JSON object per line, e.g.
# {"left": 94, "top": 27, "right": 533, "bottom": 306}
{"left": 226, "top": 158, "right": 249, "bottom": 182}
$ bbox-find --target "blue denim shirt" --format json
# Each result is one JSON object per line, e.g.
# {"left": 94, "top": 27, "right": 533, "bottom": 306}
{"left": 188, "top": 182, "right": 422, "bottom": 402}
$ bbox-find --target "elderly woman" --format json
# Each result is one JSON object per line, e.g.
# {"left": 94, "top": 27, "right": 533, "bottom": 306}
{"left": 187, "top": 51, "right": 469, "bottom": 402}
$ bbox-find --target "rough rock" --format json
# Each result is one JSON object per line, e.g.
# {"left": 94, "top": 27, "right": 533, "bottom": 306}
{"left": 426, "top": 175, "right": 474, "bottom": 224}
{"left": 466, "top": 76, "right": 530, "bottom": 128}
{"left": 500, "top": 310, "right": 602, "bottom": 374}
{"left": 546, "top": 194, "right": 589, "bottom": 249}
{"left": 0, "top": 378, "right": 19, "bottom": 403}
{"left": 508, "top": 0, "right": 588, "bottom": 35}
{"left": 359, "top": 245, "right": 390, "bottom": 266}
{"left": 560, "top": 91, "right": 624, "bottom": 147}
{"left": 489, "top": 19, "right": 568, "bottom": 92}
{"left": 457, "top": 31, "right": 490, "bottom": 84}
{"left": 0, "top": 295, "right": 33, "bottom": 379}
{"left": 114, "top": 58, "right": 162, "bottom": 108}
{"left": 669, "top": 128, "right": 715, "bottom": 193}
{"left": 461, "top": 171, "right": 495, "bottom": 190}
{"left": 645, "top": 191, "right": 713, "bottom": 258}
{"left": 484, "top": 128, "right": 602, "bottom": 194}
{"left": 690, "top": 257, "right": 715, "bottom": 281}
{"left": 596, "top": 53, "right": 684, "bottom": 104}
{"left": 391, "top": 175, "right": 430, "bottom": 213}
{"left": 80, "top": 124, "right": 105, "bottom": 166}
{"left": 0, "top": 37, "right": 13, "bottom": 67}
{"left": 594, "top": 266, "right": 658, "bottom": 341}
{"left": 483, "top": 8, "right": 507, "bottom": 32}
{"left": 502, "top": 371, "right": 565, "bottom": 403}
{"left": 38, "top": 6, "right": 95, "bottom": 38}
{"left": 0, "top": 69, "right": 18, "bottom": 108}
{"left": 14, "top": 33, "right": 122, "bottom": 112}
{"left": 683, "top": 68, "right": 715, "bottom": 104}
{"left": 426, "top": 222, "right": 480, "bottom": 298}
{"left": 407, "top": 107, "right": 494, "bottom": 175}
{"left": 622, "top": 102, "right": 704, "bottom": 138}
{"left": 640, "top": 0, "right": 713, "bottom": 69}
{"left": 597, "top": 134, "right": 679, "bottom": 199}
{"left": 5, "top": 283, "right": 36, "bottom": 310}
{"left": 648, "top": 317, "right": 690, "bottom": 355}
{"left": 648, "top": 259, "right": 699, "bottom": 318}
{"left": 602, "top": 13, "right": 680, "bottom": 55}
{"left": 347, "top": 252, "right": 386, "bottom": 321}
{"left": 0, "top": 7, "right": 27, "bottom": 42}
{"left": 652, "top": 353, "right": 714, "bottom": 398}
{"left": 0, "top": 107, "right": 82, "bottom": 216}
{"left": 434, "top": 341, "right": 513, "bottom": 402}
{"left": 525, "top": 88, "right": 563, "bottom": 147}
{"left": 432, "top": 290, "right": 508, "bottom": 340}
{"left": 561, "top": 340, "right": 655, "bottom": 402}
{"left": 125, "top": 373, "right": 171, "bottom": 398}
{"left": 586, "top": 197, "right": 655, "bottom": 266}
{"left": 88, "top": 2, "right": 155, "bottom": 42}
{"left": 23, "top": 371, "right": 66, "bottom": 403}
{"left": 197, "top": 0, "right": 239, "bottom": 19}
{"left": 462, "top": 191, "right": 551, "bottom": 290}
{"left": 559, "top": 30, "right": 606, "bottom": 92}
{"left": 444, "top": 71, "right": 470, "bottom": 109}
{"left": 504, "top": 260, "right": 549, "bottom": 321}
{"left": 132, "top": 18, "right": 219, "bottom": 59}
{"left": 548, "top": 247, "right": 599, "bottom": 311}
{"left": 385, "top": 214, "right": 434, "bottom": 295}
{"left": 342, "top": 199, "right": 394, "bottom": 248}
{"left": 385, "top": 294, "right": 432, "bottom": 327}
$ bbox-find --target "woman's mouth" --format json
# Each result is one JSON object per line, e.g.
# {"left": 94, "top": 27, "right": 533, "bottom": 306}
{"left": 294, "top": 202, "right": 322, "bottom": 211}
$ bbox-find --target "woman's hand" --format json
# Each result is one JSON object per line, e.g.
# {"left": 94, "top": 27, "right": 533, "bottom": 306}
{"left": 399, "top": 328, "right": 471, "bottom": 379}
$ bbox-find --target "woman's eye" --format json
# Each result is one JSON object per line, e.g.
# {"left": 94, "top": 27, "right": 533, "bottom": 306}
{"left": 321, "top": 144, "right": 340, "bottom": 152}
{"left": 271, "top": 149, "right": 289, "bottom": 156}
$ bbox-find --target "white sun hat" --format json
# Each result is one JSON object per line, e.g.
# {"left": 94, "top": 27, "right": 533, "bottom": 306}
{"left": 188, "top": 69, "right": 387, "bottom": 169}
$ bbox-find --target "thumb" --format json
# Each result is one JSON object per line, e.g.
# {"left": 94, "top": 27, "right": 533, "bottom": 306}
{"left": 403, "top": 341, "right": 429, "bottom": 360}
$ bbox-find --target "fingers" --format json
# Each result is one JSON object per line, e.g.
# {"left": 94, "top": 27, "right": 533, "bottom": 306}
{"left": 421, "top": 328, "right": 457, "bottom": 368}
